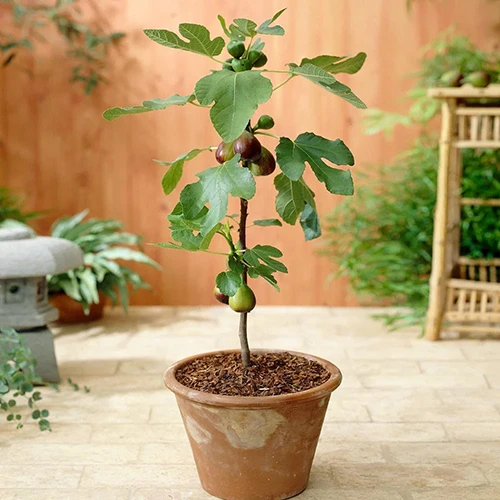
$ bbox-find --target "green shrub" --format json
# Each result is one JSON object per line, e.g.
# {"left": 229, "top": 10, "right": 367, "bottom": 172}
{"left": 324, "top": 142, "right": 500, "bottom": 329}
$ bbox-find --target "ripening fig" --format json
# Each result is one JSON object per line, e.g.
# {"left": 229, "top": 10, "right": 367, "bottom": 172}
{"left": 229, "top": 284, "right": 256, "bottom": 313}
{"left": 214, "top": 286, "right": 229, "bottom": 305}
{"left": 231, "top": 58, "right": 252, "bottom": 72}
{"left": 464, "top": 71, "right": 491, "bottom": 88}
{"left": 227, "top": 40, "right": 245, "bottom": 58}
{"left": 233, "top": 130, "right": 262, "bottom": 162}
{"left": 256, "top": 115, "right": 275, "bottom": 130}
{"left": 440, "top": 70, "right": 463, "bottom": 88}
{"left": 215, "top": 141, "right": 235, "bottom": 164}
{"left": 253, "top": 53, "right": 268, "bottom": 68}
{"left": 249, "top": 147, "right": 276, "bottom": 176}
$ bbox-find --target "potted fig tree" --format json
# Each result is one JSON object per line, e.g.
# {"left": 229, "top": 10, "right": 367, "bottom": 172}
{"left": 104, "top": 9, "right": 366, "bottom": 500}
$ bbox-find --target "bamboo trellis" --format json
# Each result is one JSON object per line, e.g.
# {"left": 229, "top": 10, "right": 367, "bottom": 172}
{"left": 425, "top": 85, "right": 500, "bottom": 340}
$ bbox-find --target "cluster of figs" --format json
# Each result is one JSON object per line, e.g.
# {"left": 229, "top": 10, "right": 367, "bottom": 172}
{"left": 211, "top": 40, "right": 278, "bottom": 313}
{"left": 440, "top": 70, "right": 492, "bottom": 88}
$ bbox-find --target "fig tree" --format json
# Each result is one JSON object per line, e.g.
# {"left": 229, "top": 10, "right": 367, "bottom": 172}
{"left": 214, "top": 286, "right": 229, "bottom": 305}
{"left": 231, "top": 58, "right": 252, "bottom": 72}
{"left": 215, "top": 141, "right": 235, "bottom": 164}
{"left": 440, "top": 70, "right": 463, "bottom": 87}
{"left": 256, "top": 115, "right": 275, "bottom": 130}
{"left": 464, "top": 71, "right": 491, "bottom": 88}
{"left": 229, "top": 284, "right": 256, "bottom": 313}
{"left": 253, "top": 53, "right": 268, "bottom": 68}
{"left": 227, "top": 40, "right": 245, "bottom": 58}
{"left": 233, "top": 130, "right": 262, "bottom": 162}
{"left": 249, "top": 147, "right": 276, "bottom": 176}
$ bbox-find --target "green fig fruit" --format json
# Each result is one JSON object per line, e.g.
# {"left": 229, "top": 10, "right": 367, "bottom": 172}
{"left": 256, "top": 115, "right": 275, "bottom": 130}
{"left": 249, "top": 147, "right": 276, "bottom": 176}
{"left": 248, "top": 50, "right": 263, "bottom": 65}
{"left": 214, "top": 286, "right": 229, "bottom": 305}
{"left": 229, "top": 284, "right": 256, "bottom": 313}
{"left": 227, "top": 40, "right": 245, "bottom": 58}
{"left": 231, "top": 58, "right": 252, "bottom": 72}
{"left": 233, "top": 130, "right": 262, "bottom": 162}
{"left": 253, "top": 53, "right": 268, "bottom": 68}
{"left": 222, "top": 58, "right": 235, "bottom": 71}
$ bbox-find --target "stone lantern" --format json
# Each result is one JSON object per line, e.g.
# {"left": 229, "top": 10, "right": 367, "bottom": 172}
{"left": 0, "top": 227, "right": 83, "bottom": 382}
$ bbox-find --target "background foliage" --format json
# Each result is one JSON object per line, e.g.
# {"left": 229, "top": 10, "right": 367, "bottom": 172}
{"left": 325, "top": 33, "right": 500, "bottom": 329}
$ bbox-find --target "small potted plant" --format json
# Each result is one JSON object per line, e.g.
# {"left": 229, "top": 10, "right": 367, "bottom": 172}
{"left": 104, "top": 9, "right": 365, "bottom": 500}
{"left": 48, "top": 210, "right": 160, "bottom": 323}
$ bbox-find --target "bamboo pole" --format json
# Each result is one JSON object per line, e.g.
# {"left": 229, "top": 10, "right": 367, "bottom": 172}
{"left": 425, "top": 98, "right": 456, "bottom": 340}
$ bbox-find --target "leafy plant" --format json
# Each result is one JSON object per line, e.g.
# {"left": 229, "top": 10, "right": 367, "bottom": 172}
{"left": 0, "top": 0, "right": 125, "bottom": 94}
{"left": 325, "top": 141, "right": 500, "bottom": 330}
{"left": 364, "top": 32, "right": 500, "bottom": 136}
{"left": 47, "top": 210, "right": 161, "bottom": 313}
{"left": 0, "top": 186, "right": 39, "bottom": 224}
{"left": 104, "top": 9, "right": 366, "bottom": 366}
{"left": 0, "top": 327, "right": 91, "bottom": 431}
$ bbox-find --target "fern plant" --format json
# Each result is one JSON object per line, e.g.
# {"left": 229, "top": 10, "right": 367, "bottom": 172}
{"left": 48, "top": 210, "right": 160, "bottom": 312}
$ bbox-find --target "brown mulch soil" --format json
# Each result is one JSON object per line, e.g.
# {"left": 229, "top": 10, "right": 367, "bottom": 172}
{"left": 175, "top": 352, "right": 331, "bottom": 397}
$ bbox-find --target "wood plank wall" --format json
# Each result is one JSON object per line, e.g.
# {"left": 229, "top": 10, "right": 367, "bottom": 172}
{"left": 1, "top": 0, "right": 498, "bottom": 306}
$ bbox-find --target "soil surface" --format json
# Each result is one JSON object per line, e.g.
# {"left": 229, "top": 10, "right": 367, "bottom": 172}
{"left": 175, "top": 351, "right": 331, "bottom": 397}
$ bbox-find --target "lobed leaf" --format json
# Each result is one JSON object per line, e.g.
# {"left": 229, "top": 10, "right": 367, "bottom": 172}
{"left": 253, "top": 218, "right": 283, "bottom": 227}
{"left": 274, "top": 173, "right": 316, "bottom": 225}
{"left": 256, "top": 8, "right": 286, "bottom": 36}
{"left": 216, "top": 271, "right": 241, "bottom": 296}
{"left": 155, "top": 147, "right": 211, "bottom": 195}
{"left": 195, "top": 70, "right": 273, "bottom": 142}
{"left": 301, "top": 52, "right": 367, "bottom": 74}
{"left": 276, "top": 132, "right": 354, "bottom": 195}
{"left": 244, "top": 244, "right": 288, "bottom": 273}
{"left": 288, "top": 63, "right": 366, "bottom": 109}
{"left": 144, "top": 24, "right": 224, "bottom": 57}
{"left": 103, "top": 94, "right": 194, "bottom": 121}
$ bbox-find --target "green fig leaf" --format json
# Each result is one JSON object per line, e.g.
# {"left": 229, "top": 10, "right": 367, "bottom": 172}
{"left": 180, "top": 155, "right": 256, "bottom": 235}
{"left": 229, "top": 18, "right": 257, "bottom": 38}
{"left": 276, "top": 132, "right": 354, "bottom": 195}
{"left": 155, "top": 148, "right": 211, "bottom": 195}
{"left": 300, "top": 203, "right": 322, "bottom": 241}
{"left": 301, "top": 52, "right": 367, "bottom": 74}
{"left": 216, "top": 271, "right": 241, "bottom": 296}
{"left": 244, "top": 245, "right": 288, "bottom": 273}
{"left": 253, "top": 218, "right": 283, "bottom": 227}
{"left": 257, "top": 8, "right": 286, "bottom": 36}
{"left": 287, "top": 63, "right": 366, "bottom": 109}
{"left": 274, "top": 173, "right": 316, "bottom": 225}
{"left": 144, "top": 24, "right": 224, "bottom": 57}
{"left": 217, "top": 15, "right": 231, "bottom": 37}
{"left": 103, "top": 94, "right": 194, "bottom": 121}
{"left": 195, "top": 70, "right": 273, "bottom": 141}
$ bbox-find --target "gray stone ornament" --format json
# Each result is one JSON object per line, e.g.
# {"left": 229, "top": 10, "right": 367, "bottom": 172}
{"left": 0, "top": 227, "right": 83, "bottom": 382}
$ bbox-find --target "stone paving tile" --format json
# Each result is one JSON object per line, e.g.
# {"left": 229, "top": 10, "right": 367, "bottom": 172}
{"left": 332, "top": 464, "right": 488, "bottom": 488}
{"left": 0, "top": 465, "right": 83, "bottom": 488}
{"left": 1, "top": 443, "right": 140, "bottom": 465}
{"left": 131, "top": 487, "right": 212, "bottom": 499}
{"left": 8, "top": 489, "right": 130, "bottom": 500}
{"left": 0, "top": 423, "right": 92, "bottom": 444}
{"left": 437, "top": 388, "right": 500, "bottom": 406}
{"left": 412, "top": 487, "right": 500, "bottom": 500}
{"left": 320, "top": 423, "right": 448, "bottom": 442}
{"left": 90, "top": 423, "right": 187, "bottom": 443}
{"left": 459, "top": 340, "right": 500, "bottom": 360}
{"left": 314, "top": 442, "right": 386, "bottom": 464}
{"left": 81, "top": 465, "right": 200, "bottom": 488}
{"left": 299, "top": 489, "right": 405, "bottom": 500}
{"left": 445, "top": 423, "right": 500, "bottom": 441}
{"left": 384, "top": 442, "right": 500, "bottom": 465}
{"left": 367, "top": 400, "right": 500, "bottom": 422}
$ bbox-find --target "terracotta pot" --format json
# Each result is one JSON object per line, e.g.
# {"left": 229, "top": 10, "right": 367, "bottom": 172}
{"left": 50, "top": 293, "right": 106, "bottom": 324}
{"left": 164, "top": 349, "right": 342, "bottom": 500}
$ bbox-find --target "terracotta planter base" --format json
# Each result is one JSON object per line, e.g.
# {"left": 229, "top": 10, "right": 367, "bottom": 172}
{"left": 50, "top": 293, "right": 106, "bottom": 324}
{"left": 165, "top": 349, "right": 342, "bottom": 500}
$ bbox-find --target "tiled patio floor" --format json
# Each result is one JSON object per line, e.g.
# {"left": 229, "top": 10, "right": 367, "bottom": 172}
{"left": 1, "top": 306, "right": 500, "bottom": 500}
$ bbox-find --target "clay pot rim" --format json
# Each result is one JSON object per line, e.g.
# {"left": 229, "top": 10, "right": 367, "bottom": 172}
{"left": 164, "top": 349, "right": 342, "bottom": 408}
